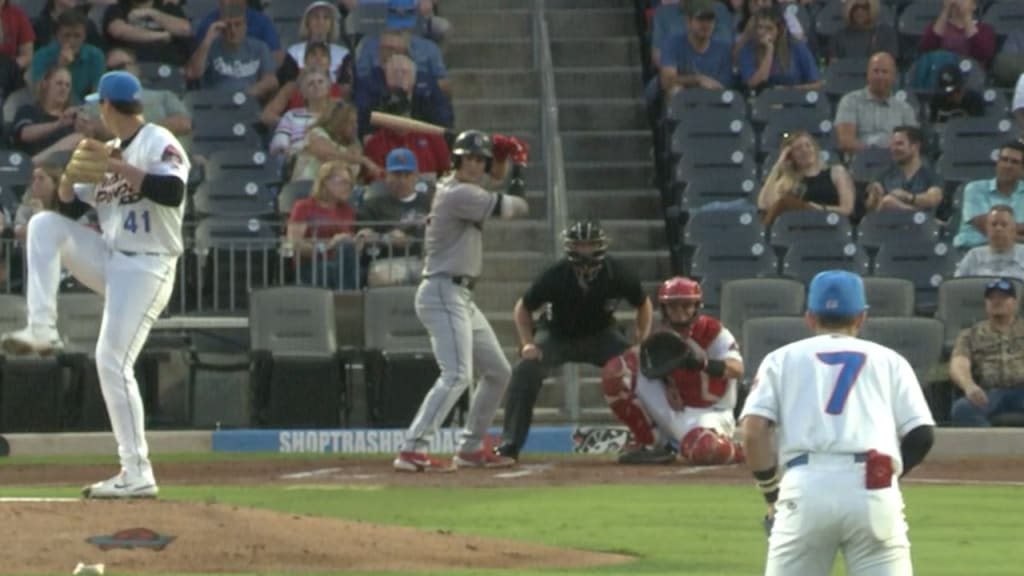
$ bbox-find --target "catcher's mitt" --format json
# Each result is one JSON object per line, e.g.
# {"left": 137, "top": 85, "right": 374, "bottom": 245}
{"left": 66, "top": 138, "right": 112, "bottom": 184}
{"left": 639, "top": 330, "right": 689, "bottom": 379}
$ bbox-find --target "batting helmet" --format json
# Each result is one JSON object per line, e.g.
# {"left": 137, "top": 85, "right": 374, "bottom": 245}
{"left": 452, "top": 129, "right": 493, "bottom": 159}
{"left": 562, "top": 220, "right": 609, "bottom": 263}
{"left": 657, "top": 277, "right": 702, "bottom": 304}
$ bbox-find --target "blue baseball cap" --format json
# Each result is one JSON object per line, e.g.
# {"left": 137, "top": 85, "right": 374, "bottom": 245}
{"left": 386, "top": 0, "right": 418, "bottom": 30}
{"left": 984, "top": 278, "right": 1016, "bottom": 298}
{"left": 386, "top": 148, "right": 417, "bottom": 173}
{"left": 85, "top": 71, "right": 143, "bottom": 104}
{"left": 807, "top": 270, "right": 868, "bottom": 316}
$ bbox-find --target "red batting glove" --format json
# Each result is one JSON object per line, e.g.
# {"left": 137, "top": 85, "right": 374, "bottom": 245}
{"left": 491, "top": 134, "right": 516, "bottom": 162}
{"left": 509, "top": 137, "right": 528, "bottom": 165}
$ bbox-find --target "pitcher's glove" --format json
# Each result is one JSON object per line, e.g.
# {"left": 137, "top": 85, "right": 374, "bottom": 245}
{"left": 66, "top": 138, "right": 112, "bottom": 184}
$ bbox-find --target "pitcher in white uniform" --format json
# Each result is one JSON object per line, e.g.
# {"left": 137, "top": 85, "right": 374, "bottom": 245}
{"left": 740, "top": 270, "right": 936, "bottom": 576}
{"left": 1, "top": 71, "right": 190, "bottom": 499}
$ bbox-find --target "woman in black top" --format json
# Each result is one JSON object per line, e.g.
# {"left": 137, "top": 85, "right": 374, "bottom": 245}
{"left": 12, "top": 64, "right": 83, "bottom": 162}
{"left": 757, "top": 130, "right": 856, "bottom": 225}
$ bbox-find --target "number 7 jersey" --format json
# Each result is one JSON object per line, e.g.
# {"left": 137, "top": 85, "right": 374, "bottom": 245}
{"left": 77, "top": 124, "right": 190, "bottom": 256}
{"left": 740, "top": 333, "right": 935, "bottom": 474}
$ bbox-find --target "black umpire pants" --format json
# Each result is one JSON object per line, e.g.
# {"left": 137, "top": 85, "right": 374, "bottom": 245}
{"left": 500, "top": 326, "right": 631, "bottom": 455}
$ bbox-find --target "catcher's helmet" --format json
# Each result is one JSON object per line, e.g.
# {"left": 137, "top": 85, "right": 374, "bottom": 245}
{"left": 658, "top": 277, "right": 702, "bottom": 304}
{"left": 562, "top": 220, "right": 609, "bottom": 263}
{"left": 452, "top": 130, "right": 493, "bottom": 159}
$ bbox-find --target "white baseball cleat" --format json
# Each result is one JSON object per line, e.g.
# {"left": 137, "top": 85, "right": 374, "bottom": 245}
{"left": 1, "top": 325, "right": 64, "bottom": 356}
{"left": 82, "top": 470, "right": 159, "bottom": 499}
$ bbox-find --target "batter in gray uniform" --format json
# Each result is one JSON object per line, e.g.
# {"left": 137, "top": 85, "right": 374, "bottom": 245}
{"left": 393, "top": 129, "right": 530, "bottom": 472}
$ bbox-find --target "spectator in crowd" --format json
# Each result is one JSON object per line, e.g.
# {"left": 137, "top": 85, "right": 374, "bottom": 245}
{"left": 930, "top": 63, "right": 985, "bottom": 125}
{"left": 354, "top": 52, "right": 451, "bottom": 137}
{"left": 363, "top": 108, "right": 450, "bottom": 183}
{"left": 357, "top": 148, "right": 432, "bottom": 287}
{"left": 355, "top": 0, "right": 449, "bottom": 95}
{"left": 341, "top": 0, "right": 449, "bottom": 45}
{"left": 101, "top": 0, "right": 191, "bottom": 66}
{"left": 1013, "top": 73, "right": 1024, "bottom": 134}
{"left": 31, "top": 9, "right": 104, "bottom": 101}
{"left": 285, "top": 1, "right": 348, "bottom": 83}
{"left": 193, "top": 0, "right": 282, "bottom": 65}
{"left": 834, "top": 51, "right": 917, "bottom": 156}
{"left": 13, "top": 65, "right": 84, "bottom": 164}
{"left": 992, "top": 29, "right": 1024, "bottom": 88}
{"left": 292, "top": 100, "right": 380, "bottom": 182}
{"left": 13, "top": 163, "right": 62, "bottom": 243}
{"left": 949, "top": 278, "right": 1024, "bottom": 426}
{"left": 827, "top": 0, "right": 898, "bottom": 63}
{"left": 738, "top": 0, "right": 806, "bottom": 44}
{"left": 657, "top": 0, "right": 735, "bottom": 94}
{"left": 286, "top": 160, "right": 367, "bottom": 290}
{"left": 0, "top": 0, "right": 35, "bottom": 96}
{"left": 80, "top": 47, "right": 191, "bottom": 142}
{"left": 955, "top": 206, "right": 1024, "bottom": 281}
{"left": 261, "top": 41, "right": 347, "bottom": 128}
{"left": 954, "top": 141, "right": 1024, "bottom": 249}
{"left": 757, "top": 130, "right": 856, "bottom": 225}
{"left": 32, "top": 0, "right": 103, "bottom": 49}
{"left": 865, "top": 126, "right": 943, "bottom": 212}
{"left": 919, "top": 0, "right": 994, "bottom": 68}
{"left": 737, "top": 7, "right": 820, "bottom": 92}
{"left": 269, "top": 69, "right": 332, "bottom": 169}
{"left": 186, "top": 3, "right": 278, "bottom": 102}
{"left": 651, "top": 0, "right": 735, "bottom": 66}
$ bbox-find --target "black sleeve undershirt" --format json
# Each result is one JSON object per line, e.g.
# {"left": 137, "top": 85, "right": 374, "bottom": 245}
{"left": 140, "top": 173, "right": 185, "bottom": 207}
{"left": 900, "top": 424, "right": 934, "bottom": 477}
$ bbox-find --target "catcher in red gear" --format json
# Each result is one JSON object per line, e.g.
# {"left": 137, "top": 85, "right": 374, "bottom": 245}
{"left": 601, "top": 276, "right": 746, "bottom": 465}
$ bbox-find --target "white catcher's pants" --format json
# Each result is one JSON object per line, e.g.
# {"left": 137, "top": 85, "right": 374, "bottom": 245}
{"left": 26, "top": 212, "right": 177, "bottom": 481}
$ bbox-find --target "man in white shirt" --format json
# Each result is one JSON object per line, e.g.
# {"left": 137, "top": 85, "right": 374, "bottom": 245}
{"left": 740, "top": 270, "right": 935, "bottom": 576}
{"left": 1014, "top": 72, "right": 1024, "bottom": 135}
{"left": 956, "top": 205, "right": 1024, "bottom": 281}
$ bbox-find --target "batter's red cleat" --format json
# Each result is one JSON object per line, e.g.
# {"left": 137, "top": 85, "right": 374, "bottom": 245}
{"left": 393, "top": 451, "right": 453, "bottom": 472}
{"left": 453, "top": 449, "right": 517, "bottom": 469}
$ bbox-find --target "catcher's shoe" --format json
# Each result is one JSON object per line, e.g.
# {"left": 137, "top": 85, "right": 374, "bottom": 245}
{"left": 453, "top": 448, "right": 517, "bottom": 469}
{"left": 1, "top": 325, "right": 64, "bottom": 356}
{"left": 617, "top": 443, "right": 676, "bottom": 465}
{"left": 82, "top": 470, "right": 159, "bottom": 499}
{"left": 393, "top": 451, "right": 454, "bottom": 473}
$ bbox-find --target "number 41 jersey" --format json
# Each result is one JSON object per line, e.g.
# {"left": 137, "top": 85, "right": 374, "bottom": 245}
{"left": 740, "top": 333, "right": 935, "bottom": 475}
{"left": 78, "top": 123, "right": 190, "bottom": 256}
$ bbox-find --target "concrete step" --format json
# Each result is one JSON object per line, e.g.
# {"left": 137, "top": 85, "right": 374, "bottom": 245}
{"left": 565, "top": 161, "right": 654, "bottom": 190}
{"left": 444, "top": 9, "right": 531, "bottom": 40}
{"left": 559, "top": 99, "right": 647, "bottom": 131}
{"left": 452, "top": 99, "right": 539, "bottom": 132}
{"left": 554, "top": 67, "right": 643, "bottom": 99}
{"left": 446, "top": 39, "right": 533, "bottom": 69}
{"left": 564, "top": 189, "right": 662, "bottom": 220}
{"left": 551, "top": 37, "right": 641, "bottom": 68}
{"left": 546, "top": 8, "right": 636, "bottom": 38}
{"left": 482, "top": 250, "right": 672, "bottom": 282}
{"left": 561, "top": 130, "right": 651, "bottom": 163}
{"left": 449, "top": 68, "right": 538, "bottom": 99}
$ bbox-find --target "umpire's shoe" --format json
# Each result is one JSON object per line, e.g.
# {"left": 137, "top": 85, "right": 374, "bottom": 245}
{"left": 1, "top": 325, "right": 64, "bottom": 356}
{"left": 453, "top": 448, "right": 517, "bottom": 469}
{"left": 82, "top": 470, "right": 159, "bottom": 499}
{"left": 617, "top": 443, "right": 676, "bottom": 465}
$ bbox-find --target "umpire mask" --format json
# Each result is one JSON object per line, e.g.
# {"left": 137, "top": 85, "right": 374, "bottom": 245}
{"left": 563, "top": 220, "right": 609, "bottom": 284}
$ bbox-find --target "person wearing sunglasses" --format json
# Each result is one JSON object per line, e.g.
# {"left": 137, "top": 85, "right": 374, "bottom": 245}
{"left": 953, "top": 140, "right": 1024, "bottom": 249}
{"left": 493, "top": 220, "right": 654, "bottom": 465}
{"left": 949, "top": 278, "right": 1024, "bottom": 426}
{"left": 955, "top": 206, "right": 1024, "bottom": 281}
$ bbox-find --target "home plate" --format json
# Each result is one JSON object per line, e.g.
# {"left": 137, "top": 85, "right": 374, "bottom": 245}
{"left": 0, "top": 497, "right": 78, "bottom": 503}
{"left": 494, "top": 464, "right": 555, "bottom": 479}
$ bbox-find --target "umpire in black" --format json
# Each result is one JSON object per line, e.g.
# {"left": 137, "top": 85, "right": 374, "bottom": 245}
{"left": 495, "top": 220, "right": 653, "bottom": 460}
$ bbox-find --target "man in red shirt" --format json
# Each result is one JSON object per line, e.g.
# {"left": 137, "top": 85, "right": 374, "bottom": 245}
{"left": 0, "top": 0, "right": 35, "bottom": 95}
{"left": 363, "top": 126, "right": 450, "bottom": 182}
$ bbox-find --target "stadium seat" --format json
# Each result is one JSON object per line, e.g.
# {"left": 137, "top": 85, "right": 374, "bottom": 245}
{"left": 760, "top": 109, "right": 837, "bottom": 158}
{"left": 768, "top": 210, "right": 855, "bottom": 248}
{"left": 780, "top": 241, "right": 870, "bottom": 284}
{"left": 848, "top": 147, "right": 893, "bottom": 185}
{"left": 0, "top": 149, "right": 34, "bottom": 197}
{"left": 135, "top": 62, "right": 186, "bottom": 93}
{"left": 691, "top": 241, "right": 778, "bottom": 310}
{"left": 670, "top": 109, "right": 756, "bottom": 158}
{"left": 981, "top": 0, "right": 1024, "bottom": 40}
{"left": 822, "top": 57, "right": 869, "bottom": 101}
{"left": 937, "top": 139, "right": 1000, "bottom": 188}
{"left": 814, "top": 2, "right": 895, "bottom": 48}
{"left": 741, "top": 316, "right": 813, "bottom": 384}
{"left": 193, "top": 218, "right": 280, "bottom": 312}
{"left": 751, "top": 88, "right": 831, "bottom": 127}
{"left": 249, "top": 286, "right": 347, "bottom": 427}
{"left": 192, "top": 180, "right": 278, "bottom": 220}
{"left": 720, "top": 278, "right": 805, "bottom": 338}
{"left": 684, "top": 208, "right": 764, "bottom": 246}
{"left": 278, "top": 180, "right": 314, "bottom": 216}
{"left": 184, "top": 89, "right": 261, "bottom": 116}
{"left": 862, "top": 277, "right": 915, "bottom": 317}
{"left": 675, "top": 154, "right": 757, "bottom": 186}
{"left": 939, "top": 117, "right": 1018, "bottom": 151}
{"left": 856, "top": 209, "right": 940, "bottom": 251}
{"left": 678, "top": 173, "right": 759, "bottom": 210}
{"left": 665, "top": 89, "right": 747, "bottom": 124}
{"left": 190, "top": 115, "right": 264, "bottom": 159}
{"left": 897, "top": 1, "right": 944, "bottom": 40}
{"left": 935, "top": 277, "right": 1024, "bottom": 353}
{"left": 204, "top": 149, "right": 280, "bottom": 183}
{"left": 860, "top": 317, "right": 944, "bottom": 381}
{"left": 873, "top": 240, "right": 958, "bottom": 315}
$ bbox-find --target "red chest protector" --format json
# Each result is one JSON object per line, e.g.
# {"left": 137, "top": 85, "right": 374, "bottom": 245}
{"left": 667, "top": 316, "right": 729, "bottom": 408}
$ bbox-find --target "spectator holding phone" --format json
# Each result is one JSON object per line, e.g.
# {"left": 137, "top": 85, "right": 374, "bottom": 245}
{"left": 13, "top": 65, "right": 85, "bottom": 164}
{"left": 186, "top": 2, "right": 277, "bottom": 101}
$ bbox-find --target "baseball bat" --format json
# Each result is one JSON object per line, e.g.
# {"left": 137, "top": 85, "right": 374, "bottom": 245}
{"left": 369, "top": 112, "right": 454, "bottom": 139}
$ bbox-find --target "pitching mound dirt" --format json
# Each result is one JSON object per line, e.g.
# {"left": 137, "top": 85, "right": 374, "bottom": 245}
{"left": 0, "top": 500, "right": 631, "bottom": 574}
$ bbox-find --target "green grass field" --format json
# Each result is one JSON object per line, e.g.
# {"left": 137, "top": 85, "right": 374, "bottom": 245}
{"left": 2, "top": 454, "right": 1022, "bottom": 575}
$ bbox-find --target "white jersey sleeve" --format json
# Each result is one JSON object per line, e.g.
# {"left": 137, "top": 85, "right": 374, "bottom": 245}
{"left": 92, "top": 124, "right": 189, "bottom": 256}
{"left": 707, "top": 326, "right": 742, "bottom": 363}
{"left": 892, "top": 355, "right": 936, "bottom": 437}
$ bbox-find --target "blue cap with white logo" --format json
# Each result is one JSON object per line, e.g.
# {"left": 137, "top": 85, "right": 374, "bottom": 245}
{"left": 85, "top": 71, "right": 143, "bottom": 104}
{"left": 807, "top": 270, "right": 868, "bottom": 316}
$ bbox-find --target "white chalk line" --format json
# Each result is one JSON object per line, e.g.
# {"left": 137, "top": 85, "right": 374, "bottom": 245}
{"left": 278, "top": 467, "right": 344, "bottom": 480}
{"left": 663, "top": 464, "right": 734, "bottom": 477}
{"left": 0, "top": 497, "right": 79, "bottom": 502}
{"left": 908, "top": 477, "right": 1024, "bottom": 487}
{"left": 493, "top": 463, "right": 556, "bottom": 479}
